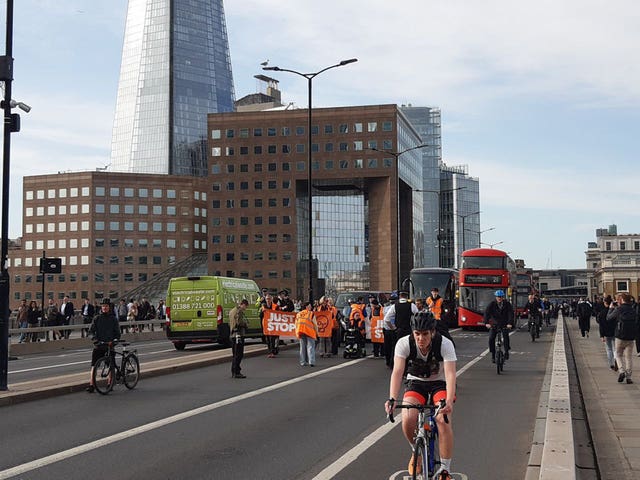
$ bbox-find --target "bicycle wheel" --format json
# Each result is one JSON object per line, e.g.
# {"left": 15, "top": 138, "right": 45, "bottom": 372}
{"left": 530, "top": 323, "right": 536, "bottom": 342}
{"left": 93, "top": 356, "right": 114, "bottom": 395}
{"left": 122, "top": 354, "right": 140, "bottom": 390}
{"left": 496, "top": 350, "right": 504, "bottom": 374}
{"left": 411, "top": 438, "right": 427, "bottom": 480}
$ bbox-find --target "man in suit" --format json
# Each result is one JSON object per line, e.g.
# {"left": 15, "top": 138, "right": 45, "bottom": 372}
{"left": 60, "top": 295, "right": 75, "bottom": 339}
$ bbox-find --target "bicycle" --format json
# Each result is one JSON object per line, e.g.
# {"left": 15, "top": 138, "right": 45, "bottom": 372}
{"left": 527, "top": 313, "right": 540, "bottom": 342}
{"left": 92, "top": 340, "right": 140, "bottom": 395}
{"left": 389, "top": 396, "right": 449, "bottom": 480}
{"left": 495, "top": 327, "right": 507, "bottom": 374}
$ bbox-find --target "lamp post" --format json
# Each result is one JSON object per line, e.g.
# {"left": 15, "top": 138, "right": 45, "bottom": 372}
{"left": 466, "top": 226, "right": 495, "bottom": 246}
{"left": 415, "top": 187, "right": 466, "bottom": 267}
{"left": 263, "top": 58, "right": 357, "bottom": 305}
{"left": 456, "top": 210, "right": 480, "bottom": 267}
{"left": 481, "top": 240, "right": 504, "bottom": 249}
{"left": 367, "top": 145, "right": 428, "bottom": 291}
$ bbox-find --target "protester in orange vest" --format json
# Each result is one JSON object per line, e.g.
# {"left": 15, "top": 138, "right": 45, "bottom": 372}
{"left": 316, "top": 296, "right": 334, "bottom": 358}
{"left": 426, "top": 287, "right": 444, "bottom": 320}
{"left": 296, "top": 301, "right": 318, "bottom": 367}
{"left": 261, "top": 294, "right": 280, "bottom": 358}
{"left": 349, "top": 296, "right": 367, "bottom": 323}
{"left": 369, "top": 298, "right": 385, "bottom": 358}
{"left": 349, "top": 309, "right": 367, "bottom": 355}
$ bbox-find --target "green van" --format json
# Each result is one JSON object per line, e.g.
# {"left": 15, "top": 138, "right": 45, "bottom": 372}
{"left": 165, "top": 276, "right": 261, "bottom": 350}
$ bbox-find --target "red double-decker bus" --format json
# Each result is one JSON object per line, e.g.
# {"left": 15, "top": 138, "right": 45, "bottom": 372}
{"left": 515, "top": 271, "right": 534, "bottom": 319}
{"left": 457, "top": 248, "right": 517, "bottom": 328}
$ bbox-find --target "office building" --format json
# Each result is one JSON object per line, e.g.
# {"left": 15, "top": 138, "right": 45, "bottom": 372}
{"left": 110, "top": 0, "right": 235, "bottom": 177}
{"left": 439, "top": 164, "right": 480, "bottom": 268}
{"left": 399, "top": 105, "right": 442, "bottom": 267}
{"left": 207, "top": 104, "right": 426, "bottom": 299}
{"left": 9, "top": 172, "right": 208, "bottom": 304}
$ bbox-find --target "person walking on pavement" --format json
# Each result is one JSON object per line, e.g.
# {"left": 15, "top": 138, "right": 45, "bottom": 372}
{"left": 60, "top": 296, "right": 75, "bottom": 339}
{"left": 596, "top": 295, "right": 617, "bottom": 371}
{"left": 576, "top": 297, "right": 593, "bottom": 338}
{"left": 17, "top": 299, "right": 29, "bottom": 343}
{"left": 80, "top": 298, "right": 95, "bottom": 338}
{"left": 607, "top": 293, "right": 638, "bottom": 384}
{"left": 27, "top": 300, "right": 40, "bottom": 342}
{"left": 296, "top": 301, "right": 318, "bottom": 367}
{"left": 229, "top": 299, "right": 250, "bottom": 378}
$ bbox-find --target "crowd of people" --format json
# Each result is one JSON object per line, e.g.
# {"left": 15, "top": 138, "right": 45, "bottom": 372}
{"left": 14, "top": 296, "right": 168, "bottom": 342}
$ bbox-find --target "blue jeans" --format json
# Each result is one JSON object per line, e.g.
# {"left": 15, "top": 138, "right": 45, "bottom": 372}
{"left": 299, "top": 334, "right": 316, "bottom": 366}
{"left": 604, "top": 336, "right": 615, "bottom": 368}
{"left": 18, "top": 321, "right": 28, "bottom": 342}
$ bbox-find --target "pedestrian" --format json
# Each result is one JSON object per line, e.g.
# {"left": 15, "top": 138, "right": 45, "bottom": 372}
{"left": 316, "top": 296, "right": 333, "bottom": 358}
{"left": 607, "top": 293, "right": 638, "bottom": 384}
{"left": 295, "top": 301, "right": 318, "bottom": 367}
{"left": 383, "top": 292, "right": 399, "bottom": 369}
{"left": 261, "top": 294, "right": 280, "bottom": 358}
{"left": 60, "top": 296, "right": 75, "bottom": 339}
{"left": 384, "top": 291, "right": 419, "bottom": 342}
{"left": 576, "top": 297, "right": 593, "bottom": 338}
{"left": 17, "top": 299, "right": 29, "bottom": 343}
{"left": 128, "top": 301, "right": 139, "bottom": 332}
{"left": 229, "top": 299, "right": 250, "bottom": 378}
{"left": 596, "top": 295, "right": 617, "bottom": 371}
{"left": 45, "top": 299, "right": 61, "bottom": 341}
{"left": 116, "top": 299, "right": 128, "bottom": 334}
{"left": 27, "top": 300, "right": 40, "bottom": 342}
{"left": 80, "top": 298, "right": 95, "bottom": 338}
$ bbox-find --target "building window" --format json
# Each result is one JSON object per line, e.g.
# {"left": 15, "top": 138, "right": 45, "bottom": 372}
{"left": 620, "top": 241, "right": 626, "bottom": 250}
{"left": 339, "top": 142, "right": 348, "bottom": 151}
{"left": 634, "top": 241, "right": 640, "bottom": 250}
{"left": 324, "top": 124, "right": 333, "bottom": 134}
{"left": 268, "top": 216, "right": 277, "bottom": 225}
{"left": 254, "top": 128, "right": 262, "bottom": 137}
{"left": 605, "top": 241, "right": 612, "bottom": 251}
{"left": 616, "top": 280, "right": 629, "bottom": 292}
{"left": 368, "top": 158, "right": 378, "bottom": 168}
{"left": 382, "top": 121, "right": 393, "bottom": 131}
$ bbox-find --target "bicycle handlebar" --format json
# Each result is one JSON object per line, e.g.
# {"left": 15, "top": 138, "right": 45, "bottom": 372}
{"left": 93, "top": 339, "right": 129, "bottom": 347}
{"left": 388, "top": 400, "right": 449, "bottom": 425}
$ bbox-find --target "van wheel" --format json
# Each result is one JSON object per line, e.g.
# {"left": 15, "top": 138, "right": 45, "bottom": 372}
{"left": 174, "top": 342, "right": 186, "bottom": 351}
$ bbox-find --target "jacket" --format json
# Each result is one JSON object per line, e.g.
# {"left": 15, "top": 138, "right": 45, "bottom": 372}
{"left": 426, "top": 296, "right": 443, "bottom": 319}
{"left": 596, "top": 306, "right": 615, "bottom": 338}
{"left": 483, "top": 300, "right": 514, "bottom": 328}
{"left": 607, "top": 303, "right": 638, "bottom": 341}
{"left": 295, "top": 309, "right": 317, "bottom": 340}
{"left": 89, "top": 312, "right": 120, "bottom": 343}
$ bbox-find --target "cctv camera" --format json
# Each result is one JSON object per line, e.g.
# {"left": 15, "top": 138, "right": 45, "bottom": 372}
{"left": 9, "top": 99, "right": 31, "bottom": 113}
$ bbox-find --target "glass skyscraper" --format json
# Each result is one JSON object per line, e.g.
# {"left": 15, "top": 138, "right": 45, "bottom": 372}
{"left": 110, "top": 0, "right": 235, "bottom": 176}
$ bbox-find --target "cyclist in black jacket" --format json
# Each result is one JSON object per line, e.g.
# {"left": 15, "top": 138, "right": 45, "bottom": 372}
{"left": 484, "top": 290, "right": 514, "bottom": 362}
{"left": 86, "top": 299, "right": 120, "bottom": 393}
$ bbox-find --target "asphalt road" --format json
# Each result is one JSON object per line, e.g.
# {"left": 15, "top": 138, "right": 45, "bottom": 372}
{"left": 0, "top": 326, "right": 554, "bottom": 480}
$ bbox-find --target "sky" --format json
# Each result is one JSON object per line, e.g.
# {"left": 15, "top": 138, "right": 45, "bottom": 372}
{"left": 2, "top": 0, "right": 639, "bottom": 270}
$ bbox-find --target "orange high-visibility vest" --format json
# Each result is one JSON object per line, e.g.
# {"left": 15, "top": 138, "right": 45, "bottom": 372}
{"left": 427, "top": 296, "right": 443, "bottom": 320}
{"left": 296, "top": 309, "right": 317, "bottom": 340}
{"left": 349, "top": 303, "right": 366, "bottom": 321}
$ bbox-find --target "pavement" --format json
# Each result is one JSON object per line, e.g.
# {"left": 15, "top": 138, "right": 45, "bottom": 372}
{"left": 566, "top": 317, "right": 640, "bottom": 480}
{"left": 3, "top": 320, "right": 640, "bottom": 480}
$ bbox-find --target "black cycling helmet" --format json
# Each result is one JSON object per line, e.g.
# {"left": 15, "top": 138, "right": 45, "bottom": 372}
{"left": 411, "top": 311, "right": 436, "bottom": 331}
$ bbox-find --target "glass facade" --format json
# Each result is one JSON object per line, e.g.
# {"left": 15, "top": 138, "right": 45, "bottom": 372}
{"left": 111, "top": 0, "right": 235, "bottom": 176}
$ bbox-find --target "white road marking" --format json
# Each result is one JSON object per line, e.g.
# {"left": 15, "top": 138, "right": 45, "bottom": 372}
{"left": 0, "top": 358, "right": 367, "bottom": 479}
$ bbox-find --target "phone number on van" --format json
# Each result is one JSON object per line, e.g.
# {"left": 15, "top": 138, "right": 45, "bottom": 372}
{"left": 172, "top": 303, "right": 216, "bottom": 310}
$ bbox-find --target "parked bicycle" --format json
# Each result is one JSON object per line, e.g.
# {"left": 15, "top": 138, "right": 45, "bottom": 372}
{"left": 92, "top": 340, "right": 140, "bottom": 395}
{"left": 389, "top": 396, "right": 449, "bottom": 480}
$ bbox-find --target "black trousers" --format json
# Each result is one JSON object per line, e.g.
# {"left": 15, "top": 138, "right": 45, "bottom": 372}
{"left": 578, "top": 316, "right": 591, "bottom": 336}
{"left": 489, "top": 328, "right": 510, "bottom": 355}
{"left": 231, "top": 336, "right": 245, "bottom": 375}
{"left": 331, "top": 328, "right": 340, "bottom": 355}
{"left": 383, "top": 330, "right": 396, "bottom": 367}
{"left": 266, "top": 335, "right": 278, "bottom": 355}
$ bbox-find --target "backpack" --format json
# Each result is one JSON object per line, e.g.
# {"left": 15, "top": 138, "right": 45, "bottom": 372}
{"left": 404, "top": 333, "right": 444, "bottom": 379}
{"left": 615, "top": 305, "right": 638, "bottom": 341}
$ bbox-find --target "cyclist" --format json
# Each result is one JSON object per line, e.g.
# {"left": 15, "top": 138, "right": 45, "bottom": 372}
{"left": 484, "top": 290, "right": 514, "bottom": 362}
{"left": 86, "top": 299, "right": 121, "bottom": 393}
{"left": 524, "top": 293, "right": 542, "bottom": 335}
{"left": 384, "top": 312, "right": 456, "bottom": 479}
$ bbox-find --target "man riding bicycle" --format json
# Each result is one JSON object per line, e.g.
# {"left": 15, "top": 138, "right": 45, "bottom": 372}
{"left": 484, "top": 290, "right": 514, "bottom": 362}
{"left": 86, "top": 298, "right": 121, "bottom": 393}
{"left": 524, "top": 293, "right": 543, "bottom": 334}
{"left": 384, "top": 312, "right": 456, "bottom": 479}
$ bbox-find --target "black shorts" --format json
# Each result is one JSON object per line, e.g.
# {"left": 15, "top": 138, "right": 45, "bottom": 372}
{"left": 91, "top": 346, "right": 112, "bottom": 366}
{"left": 404, "top": 379, "right": 447, "bottom": 405}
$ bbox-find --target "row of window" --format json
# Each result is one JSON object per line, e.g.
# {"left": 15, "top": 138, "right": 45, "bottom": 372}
{"left": 604, "top": 240, "right": 640, "bottom": 251}
{"left": 25, "top": 221, "right": 206, "bottom": 236}
{"left": 209, "top": 270, "right": 293, "bottom": 280}
{"left": 211, "top": 216, "right": 291, "bottom": 228}
{"left": 211, "top": 121, "right": 393, "bottom": 140}
{"left": 211, "top": 158, "right": 392, "bottom": 177}
{"left": 210, "top": 233, "right": 293, "bottom": 244}
{"left": 26, "top": 187, "right": 207, "bottom": 201}
{"left": 211, "top": 251, "right": 293, "bottom": 261}
{"left": 211, "top": 139, "right": 393, "bottom": 156}
{"left": 15, "top": 271, "right": 161, "bottom": 283}
{"left": 14, "top": 291, "right": 141, "bottom": 302}
{"left": 26, "top": 205, "right": 207, "bottom": 218}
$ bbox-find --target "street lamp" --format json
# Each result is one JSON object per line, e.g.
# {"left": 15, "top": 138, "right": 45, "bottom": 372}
{"left": 415, "top": 187, "right": 466, "bottom": 267}
{"left": 466, "top": 226, "right": 495, "bottom": 245}
{"left": 263, "top": 58, "right": 357, "bottom": 305}
{"left": 456, "top": 210, "right": 480, "bottom": 267}
{"left": 367, "top": 145, "right": 428, "bottom": 291}
{"left": 481, "top": 240, "right": 504, "bottom": 249}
